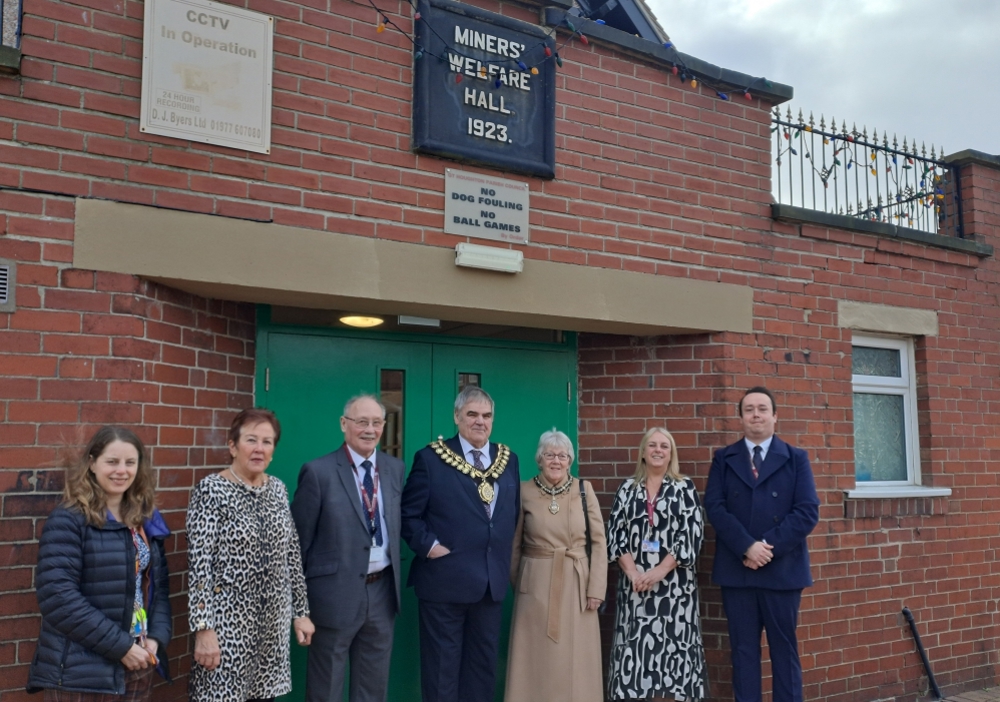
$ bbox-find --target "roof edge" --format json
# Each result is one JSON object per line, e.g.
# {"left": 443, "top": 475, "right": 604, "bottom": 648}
{"left": 541, "top": 7, "right": 793, "bottom": 104}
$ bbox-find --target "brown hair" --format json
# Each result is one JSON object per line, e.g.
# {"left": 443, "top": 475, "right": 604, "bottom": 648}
{"left": 633, "top": 427, "right": 683, "bottom": 483}
{"left": 739, "top": 386, "right": 777, "bottom": 415}
{"left": 63, "top": 426, "right": 155, "bottom": 528}
{"left": 228, "top": 408, "right": 282, "bottom": 448}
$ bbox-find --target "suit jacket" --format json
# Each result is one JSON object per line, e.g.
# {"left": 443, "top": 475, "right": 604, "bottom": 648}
{"left": 401, "top": 435, "right": 520, "bottom": 603}
{"left": 291, "top": 444, "right": 404, "bottom": 630}
{"left": 704, "top": 435, "right": 819, "bottom": 590}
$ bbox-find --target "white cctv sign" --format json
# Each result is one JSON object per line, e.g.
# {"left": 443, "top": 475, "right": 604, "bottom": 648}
{"left": 444, "top": 169, "right": 529, "bottom": 244}
{"left": 140, "top": 0, "right": 273, "bottom": 153}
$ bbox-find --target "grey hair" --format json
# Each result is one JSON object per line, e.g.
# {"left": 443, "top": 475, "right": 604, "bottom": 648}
{"left": 343, "top": 394, "right": 386, "bottom": 418}
{"left": 453, "top": 385, "right": 494, "bottom": 414}
{"left": 535, "top": 428, "right": 575, "bottom": 467}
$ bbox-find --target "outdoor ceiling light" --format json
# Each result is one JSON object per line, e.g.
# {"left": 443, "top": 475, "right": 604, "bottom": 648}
{"left": 454, "top": 243, "right": 524, "bottom": 274}
{"left": 339, "top": 315, "right": 384, "bottom": 328}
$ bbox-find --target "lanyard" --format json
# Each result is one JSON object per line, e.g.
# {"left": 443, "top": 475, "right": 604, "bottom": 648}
{"left": 645, "top": 482, "right": 662, "bottom": 530}
{"left": 348, "top": 449, "right": 380, "bottom": 536}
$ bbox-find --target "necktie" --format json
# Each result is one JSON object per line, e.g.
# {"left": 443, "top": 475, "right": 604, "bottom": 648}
{"left": 752, "top": 446, "right": 762, "bottom": 481}
{"left": 361, "top": 460, "right": 383, "bottom": 547}
{"left": 471, "top": 449, "right": 491, "bottom": 517}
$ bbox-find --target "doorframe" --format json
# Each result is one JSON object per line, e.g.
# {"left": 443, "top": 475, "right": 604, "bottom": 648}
{"left": 254, "top": 305, "right": 579, "bottom": 452}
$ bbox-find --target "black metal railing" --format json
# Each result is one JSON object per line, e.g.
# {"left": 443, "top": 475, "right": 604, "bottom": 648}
{"left": 772, "top": 107, "right": 963, "bottom": 238}
{"left": 1, "top": 0, "right": 22, "bottom": 50}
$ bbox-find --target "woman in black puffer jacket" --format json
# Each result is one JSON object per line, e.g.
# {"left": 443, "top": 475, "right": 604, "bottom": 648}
{"left": 27, "top": 426, "right": 172, "bottom": 700}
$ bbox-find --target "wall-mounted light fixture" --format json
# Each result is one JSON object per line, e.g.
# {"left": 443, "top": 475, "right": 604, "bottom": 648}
{"left": 455, "top": 243, "right": 523, "bottom": 274}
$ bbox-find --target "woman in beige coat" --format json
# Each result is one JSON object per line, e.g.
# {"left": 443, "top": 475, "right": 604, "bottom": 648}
{"left": 505, "top": 429, "right": 607, "bottom": 702}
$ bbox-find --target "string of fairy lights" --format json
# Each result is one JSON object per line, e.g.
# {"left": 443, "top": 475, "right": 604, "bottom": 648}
{"left": 367, "top": 0, "right": 776, "bottom": 100}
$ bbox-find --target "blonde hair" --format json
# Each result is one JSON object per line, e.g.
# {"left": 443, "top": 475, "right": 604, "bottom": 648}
{"left": 63, "top": 426, "right": 156, "bottom": 528}
{"left": 633, "top": 427, "right": 683, "bottom": 483}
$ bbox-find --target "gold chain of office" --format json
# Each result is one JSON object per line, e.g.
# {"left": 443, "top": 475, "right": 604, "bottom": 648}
{"left": 431, "top": 438, "right": 510, "bottom": 504}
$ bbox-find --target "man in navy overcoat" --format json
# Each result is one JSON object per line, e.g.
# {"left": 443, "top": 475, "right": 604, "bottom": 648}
{"left": 704, "top": 386, "right": 820, "bottom": 702}
{"left": 401, "top": 385, "right": 520, "bottom": 702}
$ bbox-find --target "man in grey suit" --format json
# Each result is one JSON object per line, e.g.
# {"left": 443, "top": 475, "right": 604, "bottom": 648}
{"left": 291, "top": 394, "right": 404, "bottom": 702}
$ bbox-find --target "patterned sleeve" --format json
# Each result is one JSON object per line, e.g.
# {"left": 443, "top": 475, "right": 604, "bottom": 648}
{"left": 279, "top": 480, "right": 310, "bottom": 619}
{"left": 186, "top": 478, "right": 222, "bottom": 631}
{"left": 666, "top": 478, "right": 704, "bottom": 569}
{"left": 605, "top": 480, "right": 634, "bottom": 563}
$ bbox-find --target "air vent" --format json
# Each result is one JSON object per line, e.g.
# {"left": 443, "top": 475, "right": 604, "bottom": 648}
{"left": 0, "top": 259, "right": 16, "bottom": 313}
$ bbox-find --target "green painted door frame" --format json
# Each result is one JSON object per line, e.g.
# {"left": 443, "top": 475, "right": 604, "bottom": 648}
{"left": 255, "top": 307, "right": 578, "bottom": 702}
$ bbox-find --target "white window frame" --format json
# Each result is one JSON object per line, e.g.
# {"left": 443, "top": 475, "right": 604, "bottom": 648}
{"left": 846, "top": 334, "right": 950, "bottom": 498}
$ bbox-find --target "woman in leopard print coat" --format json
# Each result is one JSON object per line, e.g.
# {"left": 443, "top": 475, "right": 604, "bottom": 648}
{"left": 187, "top": 409, "right": 313, "bottom": 702}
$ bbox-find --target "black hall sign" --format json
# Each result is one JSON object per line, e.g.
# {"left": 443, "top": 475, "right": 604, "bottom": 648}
{"left": 412, "top": 0, "right": 556, "bottom": 179}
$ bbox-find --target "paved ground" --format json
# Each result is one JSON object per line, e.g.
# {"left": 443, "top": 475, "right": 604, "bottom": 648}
{"left": 944, "top": 688, "right": 1000, "bottom": 702}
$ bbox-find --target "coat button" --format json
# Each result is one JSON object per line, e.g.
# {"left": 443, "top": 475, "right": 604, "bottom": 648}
{"left": 214, "top": 586, "right": 221, "bottom": 593}
{"left": 774, "top": 516, "right": 779, "bottom": 522}
{"left": 772, "top": 491, "right": 778, "bottom": 497}
{"left": 487, "top": 547, "right": 492, "bottom": 553}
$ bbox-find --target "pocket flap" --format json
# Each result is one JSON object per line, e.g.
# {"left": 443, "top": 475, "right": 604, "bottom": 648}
{"left": 307, "top": 560, "right": 339, "bottom": 579}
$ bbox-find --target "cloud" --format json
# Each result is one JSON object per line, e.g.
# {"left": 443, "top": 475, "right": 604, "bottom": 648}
{"left": 648, "top": 0, "right": 1000, "bottom": 154}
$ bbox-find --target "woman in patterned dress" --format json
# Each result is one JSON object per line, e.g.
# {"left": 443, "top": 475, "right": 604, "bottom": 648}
{"left": 187, "top": 408, "right": 314, "bottom": 702}
{"left": 606, "top": 427, "right": 706, "bottom": 701}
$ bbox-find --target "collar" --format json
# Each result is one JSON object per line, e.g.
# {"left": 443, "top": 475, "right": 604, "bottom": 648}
{"left": 346, "top": 445, "right": 377, "bottom": 471}
{"left": 458, "top": 435, "right": 491, "bottom": 461}
{"left": 744, "top": 435, "right": 774, "bottom": 458}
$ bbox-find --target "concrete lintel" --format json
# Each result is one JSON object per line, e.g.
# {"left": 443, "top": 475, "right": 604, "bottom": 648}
{"left": 73, "top": 199, "right": 754, "bottom": 336}
{"left": 838, "top": 300, "right": 938, "bottom": 337}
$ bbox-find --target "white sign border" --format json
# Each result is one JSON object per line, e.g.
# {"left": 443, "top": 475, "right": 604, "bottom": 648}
{"left": 139, "top": 0, "right": 274, "bottom": 154}
{"left": 444, "top": 168, "right": 530, "bottom": 245}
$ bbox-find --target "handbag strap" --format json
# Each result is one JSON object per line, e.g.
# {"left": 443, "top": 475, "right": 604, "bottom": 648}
{"left": 579, "top": 478, "right": 592, "bottom": 562}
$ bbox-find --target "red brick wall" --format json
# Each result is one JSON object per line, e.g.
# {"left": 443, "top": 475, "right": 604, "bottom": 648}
{"left": 2, "top": 0, "right": 1000, "bottom": 699}
{"left": 577, "top": 216, "right": 1000, "bottom": 700}
{"left": 0, "top": 193, "right": 255, "bottom": 702}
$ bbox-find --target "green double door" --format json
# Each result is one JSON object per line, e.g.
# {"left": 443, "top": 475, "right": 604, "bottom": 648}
{"left": 257, "top": 322, "right": 577, "bottom": 702}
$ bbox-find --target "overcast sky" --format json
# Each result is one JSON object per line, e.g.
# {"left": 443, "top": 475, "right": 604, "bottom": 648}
{"left": 646, "top": 0, "right": 1000, "bottom": 157}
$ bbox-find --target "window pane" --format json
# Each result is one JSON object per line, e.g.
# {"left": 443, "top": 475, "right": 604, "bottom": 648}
{"left": 379, "top": 369, "right": 404, "bottom": 460}
{"left": 853, "top": 393, "right": 907, "bottom": 481}
{"left": 458, "top": 373, "right": 481, "bottom": 392}
{"left": 852, "top": 346, "right": 901, "bottom": 377}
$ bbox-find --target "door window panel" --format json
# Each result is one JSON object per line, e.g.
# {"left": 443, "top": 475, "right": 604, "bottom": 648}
{"left": 380, "top": 369, "right": 404, "bottom": 459}
{"left": 458, "top": 372, "right": 481, "bottom": 392}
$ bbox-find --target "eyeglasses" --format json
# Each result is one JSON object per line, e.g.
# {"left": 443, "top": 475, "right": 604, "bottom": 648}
{"left": 542, "top": 452, "right": 571, "bottom": 462}
{"left": 343, "top": 417, "right": 385, "bottom": 430}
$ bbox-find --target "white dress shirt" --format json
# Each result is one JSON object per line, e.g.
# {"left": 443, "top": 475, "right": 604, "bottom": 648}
{"left": 744, "top": 435, "right": 774, "bottom": 461}
{"left": 346, "top": 445, "right": 391, "bottom": 574}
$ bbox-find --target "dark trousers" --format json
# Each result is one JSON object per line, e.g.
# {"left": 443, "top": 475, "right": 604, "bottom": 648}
{"left": 721, "top": 587, "right": 803, "bottom": 702}
{"left": 307, "top": 569, "right": 396, "bottom": 702}
{"left": 417, "top": 595, "right": 503, "bottom": 702}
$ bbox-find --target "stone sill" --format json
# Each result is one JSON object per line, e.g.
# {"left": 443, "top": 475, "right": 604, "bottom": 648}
{"left": 844, "top": 486, "right": 952, "bottom": 499}
{"left": 843, "top": 486, "right": 951, "bottom": 519}
{"left": 773, "top": 203, "right": 993, "bottom": 258}
{"left": 0, "top": 45, "right": 20, "bottom": 74}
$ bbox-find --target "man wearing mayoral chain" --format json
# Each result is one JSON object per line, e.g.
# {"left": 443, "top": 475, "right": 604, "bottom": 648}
{"left": 401, "top": 385, "right": 520, "bottom": 702}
